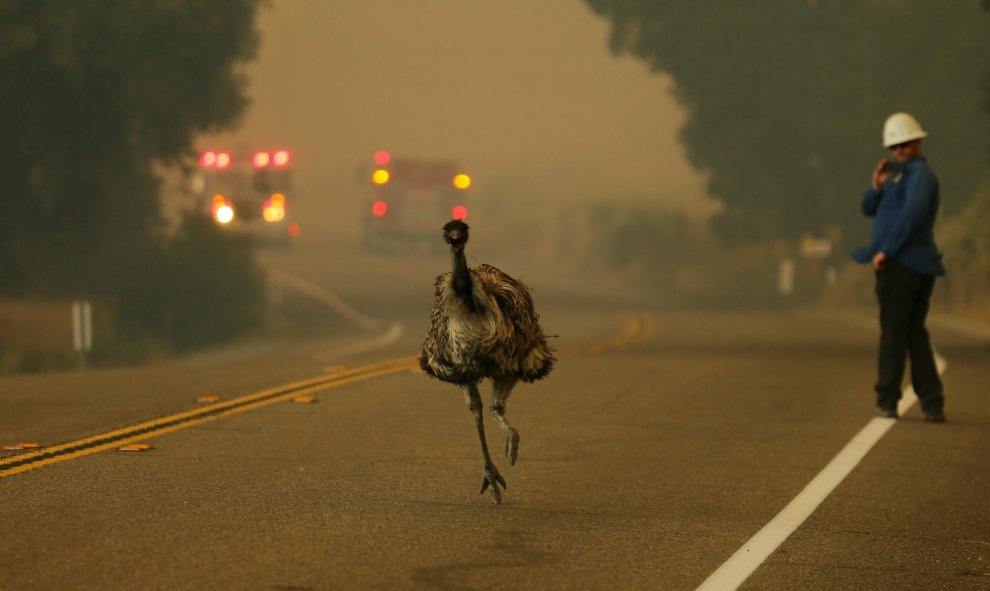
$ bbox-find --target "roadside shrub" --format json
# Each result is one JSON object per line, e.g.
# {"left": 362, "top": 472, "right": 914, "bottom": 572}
{"left": 938, "top": 185, "right": 990, "bottom": 313}
{"left": 161, "top": 212, "right": 265, "bottom": 350}
{"left": 586, "top": 202, "right": 703, "bottom": 271}
{"left": 0, "top": 342, "right": 76, "bottom": 373}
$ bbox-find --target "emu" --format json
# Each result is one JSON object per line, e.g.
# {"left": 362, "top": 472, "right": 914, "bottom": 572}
{"left": 419, "top": 220, "right": 555, "bottom": 504}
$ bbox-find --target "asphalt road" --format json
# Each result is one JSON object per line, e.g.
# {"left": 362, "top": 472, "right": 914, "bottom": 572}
{"left": 1, "top": 241, "right": 988, "bottom": 591}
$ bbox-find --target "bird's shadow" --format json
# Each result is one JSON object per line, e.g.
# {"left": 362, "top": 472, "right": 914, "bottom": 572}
{"left": 405, "top": 528, "right": 556, "bottom": 591}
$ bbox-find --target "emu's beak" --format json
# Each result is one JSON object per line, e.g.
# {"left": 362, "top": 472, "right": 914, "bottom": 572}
{"left": 446, "top": 231, "right": 466, "bottom": 249}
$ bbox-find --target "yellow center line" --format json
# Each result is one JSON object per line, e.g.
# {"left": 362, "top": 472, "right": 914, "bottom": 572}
{"left": 562, "top": 311, "right": 653, "bottom": 354}
{"left": 2, "top": 311, "right": 650, "bottom": 479}
{"left": 0, "top": 357, "right": 418, "bottom": 478}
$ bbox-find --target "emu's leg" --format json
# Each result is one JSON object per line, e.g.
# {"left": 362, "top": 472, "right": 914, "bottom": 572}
{"left": 490, "top": 377, "right": 520, "bottom": 465}
{"left": 462, "top": 383, "right": 506, "bottom": 504}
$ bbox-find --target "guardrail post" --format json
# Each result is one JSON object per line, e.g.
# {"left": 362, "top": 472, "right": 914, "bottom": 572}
{"left": 72, "top": 301, "right": 92, "bottom": 370}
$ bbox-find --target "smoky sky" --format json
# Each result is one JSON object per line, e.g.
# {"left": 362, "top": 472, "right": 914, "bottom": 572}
{"left": 202, "top": 1, "right": 711, "bottom": 242}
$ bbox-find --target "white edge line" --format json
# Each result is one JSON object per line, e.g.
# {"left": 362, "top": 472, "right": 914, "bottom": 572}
{"left": 696, "top": 351, "right": 946, "bottom": 591}
{"left": 269, "top": 268, "right": 382, "bottom": 331}
{"left": 312, "top": 321, "right": 404, "bottom": 360}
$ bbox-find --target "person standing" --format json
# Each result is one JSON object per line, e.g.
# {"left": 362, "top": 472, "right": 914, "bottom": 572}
{"left": 852, "top": 112, "right": 946, "bottom": 422}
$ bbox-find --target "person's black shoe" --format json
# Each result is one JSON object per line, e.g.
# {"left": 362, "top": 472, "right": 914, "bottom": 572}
{"left": 923, "top": 411, "right": 946, "bottom": 423}
{"left": 876, "top": 406, "right": 899, "bottom": 419}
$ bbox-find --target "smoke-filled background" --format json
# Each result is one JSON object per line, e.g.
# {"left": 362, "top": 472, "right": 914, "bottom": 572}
{"left": 1, "top": 0, "right": 989, "bottom": 370}
{"left": 201, "top": 0, "right": 713, "bottom": 246}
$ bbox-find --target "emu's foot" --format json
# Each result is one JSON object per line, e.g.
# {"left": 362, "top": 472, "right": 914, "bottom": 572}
{"left": 480, "top": 465, "right": 507, "bottom": 505}
{"left": 505, "top": 428, "right": 520, "bottom": 466}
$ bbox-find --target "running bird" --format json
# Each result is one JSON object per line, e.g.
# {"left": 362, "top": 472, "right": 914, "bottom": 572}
{"left": 419, "top": 220, "right": 555, "bottom": 504}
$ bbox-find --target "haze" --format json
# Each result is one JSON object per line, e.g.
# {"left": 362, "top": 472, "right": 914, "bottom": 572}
{"left": 204, "top": 0, "right": 710, "bottom": 244}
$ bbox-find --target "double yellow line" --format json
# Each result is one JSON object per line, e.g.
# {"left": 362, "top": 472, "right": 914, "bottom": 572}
{"left": 0, "top": 356, "right": 418, "bottom": 479}
{"left": 570, "top": 311, "right": 655, "bottom": 354}
{"left": 2, "top": 311, "right": 655, "bottom": 479}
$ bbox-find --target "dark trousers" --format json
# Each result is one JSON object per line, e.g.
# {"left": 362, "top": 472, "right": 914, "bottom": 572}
{"left": 875, "top": 261, "right": 944, "bottom": 413}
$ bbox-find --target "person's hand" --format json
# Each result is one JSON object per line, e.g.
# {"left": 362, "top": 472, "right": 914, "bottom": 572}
{"left": 872, "top": 159, "right": 893, "bottom": 192}
{"left": 872, "top": 251, "right": 887, "bottom": 271}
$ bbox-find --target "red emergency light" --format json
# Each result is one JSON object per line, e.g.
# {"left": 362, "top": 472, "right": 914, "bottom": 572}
{"left": 253, "top": 151, "right": 271, "bottom": 168}
{"left": 373, "top": 150, "right": 391, "bottom": 166}
{"left": 273, "top": 150, "right": 290, "bottom": 167}
{"left": 200, "top": 151, "right": 232, "bottom": 168}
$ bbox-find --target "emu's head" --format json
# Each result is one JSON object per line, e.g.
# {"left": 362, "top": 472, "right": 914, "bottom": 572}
{"left": 443, "top": 219, "right": 470, "bottom": 252}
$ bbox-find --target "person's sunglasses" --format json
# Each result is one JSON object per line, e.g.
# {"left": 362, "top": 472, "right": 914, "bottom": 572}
{"left": 890, "top": 141, "right": 915, "bottom": 151}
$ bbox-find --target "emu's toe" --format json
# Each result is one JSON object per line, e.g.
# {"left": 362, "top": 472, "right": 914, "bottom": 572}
{"left": 505, "top": 428, "right": 520, "bottom": 466}
{"left": 480, "top": 465, "right": 507, "bottom": 504}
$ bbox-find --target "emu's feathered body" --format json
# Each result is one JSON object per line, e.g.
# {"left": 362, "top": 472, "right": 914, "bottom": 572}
{"left": 420, "top": 263, "right": 554, "bottom": 385}
{"left": 419, "top": 220, "right": 554, "bottom": 504}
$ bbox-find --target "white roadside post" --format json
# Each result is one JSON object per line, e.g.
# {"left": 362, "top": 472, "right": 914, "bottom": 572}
{"left": 72, "top": 301, "right": 92, "bottom": 369}
{"left": 777, "top": 257, "right": 795, "bottom": 297}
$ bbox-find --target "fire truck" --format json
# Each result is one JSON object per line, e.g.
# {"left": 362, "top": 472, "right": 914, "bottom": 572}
{"left": 363, "top": 150, "right": 471, "bottom": 252}
{"left": 194, "top": 148, "right": 298, "bottom": 243}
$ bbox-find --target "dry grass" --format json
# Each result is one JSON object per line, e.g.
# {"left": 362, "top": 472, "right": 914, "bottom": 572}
{"left": 0, "top": 299, "right": 74, "bottom": 348}
{"left": 0, "top": 299, "right": 79, "bottom": 373}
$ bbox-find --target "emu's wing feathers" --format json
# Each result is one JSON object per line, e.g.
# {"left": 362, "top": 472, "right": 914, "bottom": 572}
{"left": 474, "top": 264, "right": 540, "bottom": 329}
{"left": 419, "top": 265, "right": 555, "bottom": 384}
{"left": 419, "top": 272, "right": 464, "bottom": 382}
{"left": 475, "top": 264, "right": 555, "bottom": 381}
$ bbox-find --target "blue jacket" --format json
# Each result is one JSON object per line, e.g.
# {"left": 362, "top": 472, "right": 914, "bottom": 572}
{"left": 851, "top": 157, "right": 945, "bottom": 276}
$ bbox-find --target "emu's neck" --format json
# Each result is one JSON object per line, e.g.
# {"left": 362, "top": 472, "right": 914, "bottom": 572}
{"left": 451, "top": 248, "right": 479, "bottom": 313}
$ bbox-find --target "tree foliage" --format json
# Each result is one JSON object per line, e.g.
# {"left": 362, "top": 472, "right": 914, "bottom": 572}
{"left": 0, "top": 0, "right": 261, "bottom": 291}
{"left": 162, "top": 213, "right": 265, "bottom": 350}
{"left": 940, "top": 183, "right": 990, "bottom": 307}
{"left": 584, "top": 1, "right": 990, "bottom": 245}
{"left": 0, "top": 0, "right": 264, "bottom": 348}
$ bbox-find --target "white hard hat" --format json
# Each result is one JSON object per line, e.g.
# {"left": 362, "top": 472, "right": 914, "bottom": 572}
{"left": 882, "top": 112, "right": 927, "bottom": 147}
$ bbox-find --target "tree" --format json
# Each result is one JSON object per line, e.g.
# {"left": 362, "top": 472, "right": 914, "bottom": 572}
{"left": 0, "top": 0, "right": 264, "bottom": 348}
{"left": 0, "top": 0, "right": 262, "bottom": 294}
{"left": 584, "top": 1, "right": 990, "bottom": 246}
